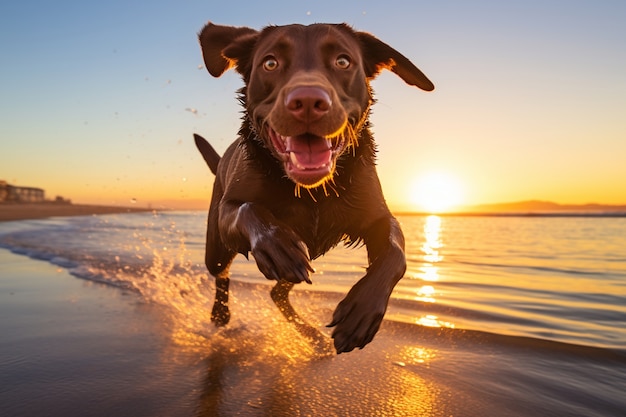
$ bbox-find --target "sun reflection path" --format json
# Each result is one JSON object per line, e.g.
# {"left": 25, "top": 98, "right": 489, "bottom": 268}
{"left": 421, "top": 215, "right": 443, "bottom": 264}
{"left": 399, "top": 345, "right": 437, "bottom": 365}
{"left": 416, "top": 314, "right": 456, "bottom": 329}
{"left": 416, "top": 215, "right": 443, "bottom": 295}
{"left": 413, "top": 215, "right": 456, "bottom": 328}
{"left": 416, "top": 285, "right": 436, "bottom": 303}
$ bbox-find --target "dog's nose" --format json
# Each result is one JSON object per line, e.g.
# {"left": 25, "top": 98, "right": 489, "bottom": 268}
{"left": 285, "top": 87, "right": 331, "bottom": 123}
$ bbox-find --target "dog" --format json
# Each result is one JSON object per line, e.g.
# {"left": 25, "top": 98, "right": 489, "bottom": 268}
{"left": 194, "top": 22, "right": 433, "bottom": 353}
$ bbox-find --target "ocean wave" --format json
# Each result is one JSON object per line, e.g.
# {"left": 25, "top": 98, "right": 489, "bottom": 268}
{"left": 452, "top": 258, "right": 616, "bottom": 279}
{"left": 381, "top": 319, "right": 626, "bottom": 363}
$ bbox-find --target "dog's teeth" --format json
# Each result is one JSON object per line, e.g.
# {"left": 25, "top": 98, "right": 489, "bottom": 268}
{"left": 289, "top": 152, "right": 305, "bottom": 169}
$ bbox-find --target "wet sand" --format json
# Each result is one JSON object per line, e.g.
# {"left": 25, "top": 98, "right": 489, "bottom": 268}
{"left": 0, "top": 250, "right": 203, "bottom": 416}
{"left": 0, "top": 203, "right": 154, "bottom": 222}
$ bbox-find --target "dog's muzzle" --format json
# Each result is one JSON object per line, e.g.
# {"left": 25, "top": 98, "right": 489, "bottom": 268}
{"left": 267, "top": 128, "right": 346, "bottom": 188}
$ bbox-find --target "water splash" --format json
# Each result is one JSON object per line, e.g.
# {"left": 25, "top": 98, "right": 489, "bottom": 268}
{"left": 120, "top": 219, "right": 335, "bottom": 362}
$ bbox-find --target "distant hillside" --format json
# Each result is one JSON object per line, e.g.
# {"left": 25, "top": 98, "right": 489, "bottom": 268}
{"left": 461, "top": 200, "right": 626, "bottom": 214}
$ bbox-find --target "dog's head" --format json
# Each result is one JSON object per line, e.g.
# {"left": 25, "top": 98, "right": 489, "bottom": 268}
{"left": 199, "top": 22, "right": 434, "bottom": 189}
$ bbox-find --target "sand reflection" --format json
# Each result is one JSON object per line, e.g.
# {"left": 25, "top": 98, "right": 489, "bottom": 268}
{"left": 155, "top": 286, "right": 447, "bottom": 416}
{"left": 191, "top": 332, "right": 444, "bottom": 417}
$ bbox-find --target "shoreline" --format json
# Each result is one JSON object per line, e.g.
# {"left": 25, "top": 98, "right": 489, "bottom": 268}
{"left": 3, "top": 202, "right": 625, "bottom": 223}
{"left": 0, "top": 202, "right": 157, "bottom": 222}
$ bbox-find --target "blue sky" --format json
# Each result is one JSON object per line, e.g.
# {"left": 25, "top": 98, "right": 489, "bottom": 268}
{"left": 1, "top": 1, "right": 625, "bottom": 210}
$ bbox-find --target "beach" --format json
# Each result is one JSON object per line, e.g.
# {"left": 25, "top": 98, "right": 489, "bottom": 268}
{"left": 0, "top": 203, "right": 154, "bottom": 222}
{"left": 0, "top": 250, "right": 201, "bottom": 416}
{"left": 1, "top": 210, "right": 625, "bottom": 416}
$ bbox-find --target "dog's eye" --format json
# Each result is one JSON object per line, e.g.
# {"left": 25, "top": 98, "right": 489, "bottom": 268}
{"left": 335, "top": 55, "right": 351, "bottom": 69}
{"left": 263, "top": 57, "right": 279, "bottom": 71}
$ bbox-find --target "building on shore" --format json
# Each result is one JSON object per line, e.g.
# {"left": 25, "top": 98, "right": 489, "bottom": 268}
{"left": 0, "top": 181, "right": 46, "bottom": 203}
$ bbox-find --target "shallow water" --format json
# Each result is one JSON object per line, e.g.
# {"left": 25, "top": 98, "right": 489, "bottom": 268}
{"left": 1, "top": 211, "right": 624, "bottom": 351}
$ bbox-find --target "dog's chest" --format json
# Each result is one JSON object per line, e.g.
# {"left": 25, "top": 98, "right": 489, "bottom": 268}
{"left": 279, "top": 199, "right": 357, "bottom": 258}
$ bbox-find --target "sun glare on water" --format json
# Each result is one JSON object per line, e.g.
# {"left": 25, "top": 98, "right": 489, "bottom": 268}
{"left": 411, "top": 172, "right": 464, "bottom": 213}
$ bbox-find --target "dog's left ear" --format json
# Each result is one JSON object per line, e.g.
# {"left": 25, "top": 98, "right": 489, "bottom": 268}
{"left": 357, "top": 32, "right": 434, "bottom": 91}
{"left": 199, "top": 22, "right": 259, "bottom": 78}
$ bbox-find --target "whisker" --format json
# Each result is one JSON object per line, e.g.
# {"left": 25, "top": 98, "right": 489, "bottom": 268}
{"left": 326, "top": 179, "right": 340, "bottom": 197}
{"left": 306, "top": 187, "right": 318, "bottom": 202}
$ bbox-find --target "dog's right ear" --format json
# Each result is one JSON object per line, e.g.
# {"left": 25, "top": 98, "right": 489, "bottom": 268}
{"left": 199, "top": 22, "right": 258, "bottom": 78}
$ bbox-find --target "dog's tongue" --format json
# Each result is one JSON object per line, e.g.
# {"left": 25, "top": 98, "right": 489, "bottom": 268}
{"left": 286, "top": 135, "right": 332, "bottom": 169}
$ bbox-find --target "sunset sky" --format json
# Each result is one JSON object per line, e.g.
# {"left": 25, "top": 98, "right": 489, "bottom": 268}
{"left": 1, "top": 1, "right": 625, "bottom": 211}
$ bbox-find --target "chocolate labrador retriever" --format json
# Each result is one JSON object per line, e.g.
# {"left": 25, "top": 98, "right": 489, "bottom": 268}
{"left": 194, "top": 22, "right": 433, "bottom": 353}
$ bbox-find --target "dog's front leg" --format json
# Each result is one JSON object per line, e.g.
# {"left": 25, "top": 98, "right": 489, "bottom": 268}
{"left": 270, "top": 281, "right": 331, "bottom": 351}
{"left": 328, "top": 216, "right": 406, "bottom": 353}
{"left": 220, "top": 202, "right": 314, "bottom": 284}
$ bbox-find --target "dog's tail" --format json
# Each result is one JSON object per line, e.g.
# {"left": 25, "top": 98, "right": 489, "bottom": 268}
{"left": 193, "top": 134, "right": 221, "bottom": 175}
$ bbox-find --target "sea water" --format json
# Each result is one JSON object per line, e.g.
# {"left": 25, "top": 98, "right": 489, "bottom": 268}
{"left": 0, "top": 211, "right": 624, "bottom": 352}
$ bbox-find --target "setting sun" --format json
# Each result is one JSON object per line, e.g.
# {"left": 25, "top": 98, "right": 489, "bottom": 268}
{"left": 411, "top": 172, "right": 464, "bottom": 213}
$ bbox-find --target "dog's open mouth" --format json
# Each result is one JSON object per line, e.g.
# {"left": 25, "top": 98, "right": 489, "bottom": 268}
{"left": 267, "top": 127, "right": 345, "bottom": 188}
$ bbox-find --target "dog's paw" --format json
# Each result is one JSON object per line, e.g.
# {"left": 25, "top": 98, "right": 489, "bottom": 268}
{"left": 251, "top": 226, "right": 314, "bottom": 284}
{"left": 327, "top": 282, "right": 388, "bottom": 353}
